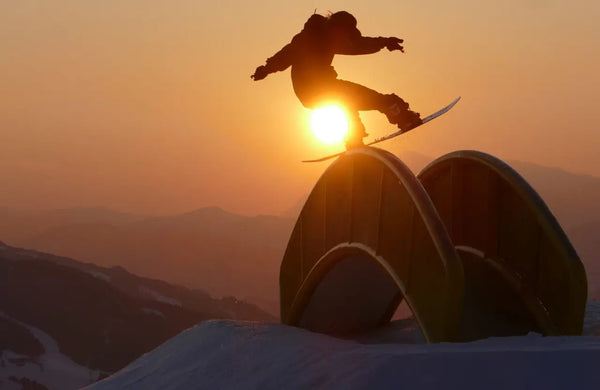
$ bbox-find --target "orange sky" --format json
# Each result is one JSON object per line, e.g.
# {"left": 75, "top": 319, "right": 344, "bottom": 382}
{"left": 1, "top": 1, "right": 599, "bottom": 216}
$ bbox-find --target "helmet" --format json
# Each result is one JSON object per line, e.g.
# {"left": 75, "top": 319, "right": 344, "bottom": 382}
{"left": 328, "top": 11, "right": 357, "bottom": 29}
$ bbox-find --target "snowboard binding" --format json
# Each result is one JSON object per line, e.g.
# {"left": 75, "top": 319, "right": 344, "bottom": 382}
{"left": 384, "top": 94, "right": 423, "bottom": 132}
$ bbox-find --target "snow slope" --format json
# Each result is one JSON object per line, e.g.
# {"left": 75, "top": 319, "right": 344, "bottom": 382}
{"left": 0, "top": 313, "right": 101, "bottom": 390}
{"left": 86, "top": 318, "right": 600, "bottom": 390}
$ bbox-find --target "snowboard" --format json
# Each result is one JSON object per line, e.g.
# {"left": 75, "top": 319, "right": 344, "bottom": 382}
{"left": 302, "top": 96, "right": 461, "bottom": 163}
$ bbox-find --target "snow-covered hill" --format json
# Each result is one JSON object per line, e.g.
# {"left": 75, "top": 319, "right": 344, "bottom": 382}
{"left": 1, "top": 313, "right": 100, "bottom": 390}
{"left": 87, "top": 308, "right": 600, "bottom": 390}
{"left": 0, "top": 242, "right": 274, "bottom": 389}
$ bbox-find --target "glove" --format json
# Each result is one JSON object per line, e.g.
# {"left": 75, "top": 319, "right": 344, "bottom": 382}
{"left": 251, "top": 65, "right": 268, "bottom": 81}
{"left": 384, "top": 37, "right": 404, "bottom": 53}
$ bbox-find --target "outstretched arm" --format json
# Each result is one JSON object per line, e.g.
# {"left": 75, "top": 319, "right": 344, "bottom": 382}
{"left": 251, "top": 42, "right": 296, "bottom": 81}
{"left": 335, "top": 27, "right": 404, "bottom": 55}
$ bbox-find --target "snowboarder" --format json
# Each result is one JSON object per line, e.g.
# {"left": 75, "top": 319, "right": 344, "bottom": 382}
{"left": 251, "top": 11, "right": 422, "bottom": 149}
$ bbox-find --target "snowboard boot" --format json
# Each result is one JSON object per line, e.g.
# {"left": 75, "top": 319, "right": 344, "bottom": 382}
{"left": 383, "top": 94, "right": 423, "bottom": 132}
{"left": 344, "top": 112, "right": 368, "bottom": 150}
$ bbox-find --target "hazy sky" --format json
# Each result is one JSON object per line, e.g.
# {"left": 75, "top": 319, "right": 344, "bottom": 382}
{"left": 2, "top": 1, "right": 599, "bottom": 216}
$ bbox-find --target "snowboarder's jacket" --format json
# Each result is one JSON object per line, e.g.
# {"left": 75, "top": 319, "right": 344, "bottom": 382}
{"left": 257, "top": 12, "right": 402, "bottom": 108}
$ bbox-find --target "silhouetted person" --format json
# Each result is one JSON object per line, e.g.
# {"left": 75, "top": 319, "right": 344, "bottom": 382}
{"left": 251, "top": 11, "right": 422, "bottom": 149}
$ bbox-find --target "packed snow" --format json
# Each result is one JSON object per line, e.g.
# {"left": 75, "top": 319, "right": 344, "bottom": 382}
{"left": 2, "top": 303, "right": 598, "bottom": 389}
{"left": 86, "top": 317, "right": 600, "bottom": 390}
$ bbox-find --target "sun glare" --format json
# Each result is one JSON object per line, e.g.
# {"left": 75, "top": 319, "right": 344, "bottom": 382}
{"left": 310, "top": 105, "right": 349, "bottom": 144}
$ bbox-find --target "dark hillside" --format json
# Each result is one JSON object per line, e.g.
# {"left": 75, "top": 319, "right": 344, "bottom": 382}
{"left": 0, "top": 242, "right": 274, "bottom": 372}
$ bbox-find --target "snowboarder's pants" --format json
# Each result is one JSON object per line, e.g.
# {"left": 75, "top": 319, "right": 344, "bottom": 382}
{"left": 296, "top": 78, "right": 392, "bottom": 113}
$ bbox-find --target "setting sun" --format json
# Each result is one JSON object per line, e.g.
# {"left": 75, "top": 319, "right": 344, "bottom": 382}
{"left": 309, "top": 105, "right": 349, "bottom": 144}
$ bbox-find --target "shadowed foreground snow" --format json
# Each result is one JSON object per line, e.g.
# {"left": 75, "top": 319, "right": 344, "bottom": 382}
{"left": 86, "top": 319, "right": 600, "bottom": 390}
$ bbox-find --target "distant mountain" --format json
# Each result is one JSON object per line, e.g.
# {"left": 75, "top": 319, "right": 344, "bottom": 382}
{"left": 0, "top": 242, "right": 275, "bottom": 390}
{"left": 0, "top": 207, "right": 142, "bottom": 245}
{"left": 508, "top": 161, "right": 600, "bottom": 231}
{"left": 1, "top": 158, "right": 599, "bottom": 313}
{"left": 4, "top": 207, "right": 294, "bottom": 315}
